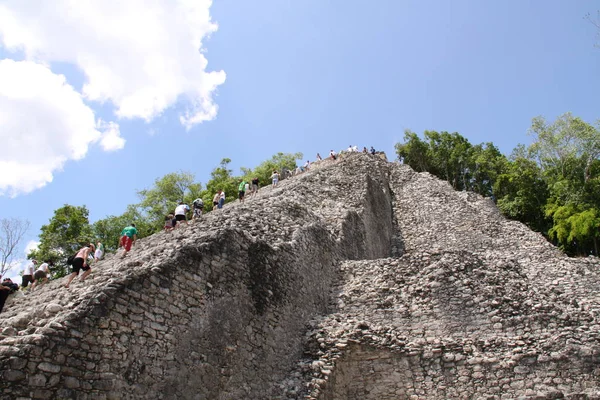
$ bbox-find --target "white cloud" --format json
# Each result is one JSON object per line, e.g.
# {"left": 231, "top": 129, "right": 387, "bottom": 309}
{"left": 97, "top": 120, "right": 125, "bottom": 152}
{"left": 0, "top": 0, "right": 226, "bottom": 128}
{"left": 24, "top": 240, "right": 39, "bottom": 256}
{"left": 0, "top": 60, "right": 118, "bottom": 196}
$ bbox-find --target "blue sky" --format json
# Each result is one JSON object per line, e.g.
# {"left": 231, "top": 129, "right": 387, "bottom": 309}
{"left": 0, "top": 0, "right": 599, "bottom": 276}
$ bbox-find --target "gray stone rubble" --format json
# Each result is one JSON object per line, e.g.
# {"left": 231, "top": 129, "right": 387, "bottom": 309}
{"left": 0, "top": 153, "right": 599, "bottom": 399}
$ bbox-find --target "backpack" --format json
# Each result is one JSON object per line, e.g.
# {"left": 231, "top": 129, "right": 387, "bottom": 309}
{"left": 66, "top": 253, "right": 77, "bottom": 266}
{"left": 193, "top": 198, "right": 204, "bottom": 209}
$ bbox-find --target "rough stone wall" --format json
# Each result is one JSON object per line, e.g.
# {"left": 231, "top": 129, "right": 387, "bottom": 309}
{"left": 0, "top": 153, "right": 394, "bottom": 399}
{"left": 300, "top": 254, "right": 600, "bottom": 399}
{"left": 289, "top": 161, "right": 600, "bottom": 400}
{"left": 2, "top": 153, "right": 600, "bottom": 399}
{"left": 322, "top": 344, "right": 599, "bottom": 400}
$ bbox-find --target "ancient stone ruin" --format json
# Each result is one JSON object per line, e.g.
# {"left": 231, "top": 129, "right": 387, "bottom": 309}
{"left": 1, "top": 153, "right": 600, "bottom": 399}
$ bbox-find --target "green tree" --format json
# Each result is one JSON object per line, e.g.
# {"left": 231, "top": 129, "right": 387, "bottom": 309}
{"left": 494, "top": 156, "right": 549, "bottom": 232}
{"left": 394, "top": 115, "right": 600, "bottom": 255}
{"left": 29, "top": 205, "right": 93, "bottom": 277}
{"left": 138, "top": 171, "right": 203, "bottom": 230}
{"left": 201, "top": 158, "right": 239, "bottom": 211}
{"left": 527, "top": 113, "right": 600, "bottom": 254}
{"left": 394, "top": 130, "right": 430, "bottom": 172}
{"left": 546, "top": 204, "right": 600, "bottom": 255}
{"left": 530, "top": 113, "right": 600, "bottom": 187}
{"left": 424, "top": 131, "right": 473, "bottom": 190}
{"left": 469, "top": 143, "right": 507, "bottom": 197}
{"left": 245, "top": 152, "right": 303, "bottom": 185}
{"left": 199, "top": 153, "right": 302, "bottom": 212}
{"left": 396, "top": 130, "right": 483, "bottom": 192}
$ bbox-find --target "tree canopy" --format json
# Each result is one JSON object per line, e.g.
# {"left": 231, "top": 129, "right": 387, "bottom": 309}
{"left": 395, "top": 113, "right": 600, "bottom": 256}
{"left": 137, "top": 171, "right": 203, "bottom": 230}
{"left": 29, "top": 205, "right": 93, "bottom": 277}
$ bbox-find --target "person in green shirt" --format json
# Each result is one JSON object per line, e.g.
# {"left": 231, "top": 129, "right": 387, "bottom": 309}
{"left": 119, "top": 224, "right": 138, "bottom": 257}
{"left": 238, "top": 180, "right": 247, "bottom": 202}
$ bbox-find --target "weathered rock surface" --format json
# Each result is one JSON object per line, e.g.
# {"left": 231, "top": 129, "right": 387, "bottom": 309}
{"left": 0, "top": 153, "right": 599, "bottom": 399}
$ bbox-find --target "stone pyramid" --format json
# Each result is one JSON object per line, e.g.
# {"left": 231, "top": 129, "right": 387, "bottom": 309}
{"left": 1, "top": 153, "right": 599, "bottom": 399}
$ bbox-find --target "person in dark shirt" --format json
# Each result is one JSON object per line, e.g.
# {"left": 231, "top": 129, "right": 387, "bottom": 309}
{"left": 0, "top": 285, "right": 10, "bottom": 314}
{"left": 2, "top": 278, "right": 19, "bottom": 292}
{"left": 251, "top": 177, "right": 259, "bottom": 197}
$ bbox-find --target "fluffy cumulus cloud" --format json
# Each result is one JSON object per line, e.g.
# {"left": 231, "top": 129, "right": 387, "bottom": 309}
{"left": 0, "top": 0, "right": 224, "bottom": 195}
{"left": 0, "top": 60, "right": 121, "bottom": 196}
{"left": 24, "top": 240, "right": 39, "bottom": 256}
{"left": 0, "top": 0, "right": 226, "bottom": 126}
{"left": 97, "top": 120, "right": 125, "bottom": 152}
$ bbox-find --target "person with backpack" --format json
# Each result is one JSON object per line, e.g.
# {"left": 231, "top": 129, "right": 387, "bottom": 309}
{"left": 192, "top": 198, "right": 204, "bottom": 220}
{"left": 64, "top": 243, "right": 95, "bottom": 288}
{"left": 119, "top": 223, "right": 138, "bottom": 257}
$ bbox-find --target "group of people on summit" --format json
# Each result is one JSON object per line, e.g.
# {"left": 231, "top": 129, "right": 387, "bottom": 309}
{"left": 4, "top": 146, "right": 378, "bottom": 303}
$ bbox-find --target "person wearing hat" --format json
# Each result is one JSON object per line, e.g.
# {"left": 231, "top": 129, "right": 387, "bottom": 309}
{"left": 64, "top": 243, "right": 95, "bottom": 288}
{"left": 21, "top": 259, "right": 36, "bottom": 289}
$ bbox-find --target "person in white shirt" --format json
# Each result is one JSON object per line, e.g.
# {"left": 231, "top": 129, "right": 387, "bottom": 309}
{"left": 218, "top": 190, "right": 226, "bottom": 209}
{"left": 174, "top": 201, "right": 190, "bottom": 227}
{"left": 22, "top": 260, "right": 36, "bottom": 288}
{"left": 94, "top": 242, "right": 104, "bottom": 262}
{"left": 31, "top": 261, "right": 52, "bottom": 291}
{"left": 213, "top": 191, "right": 220, "bottom": 209}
